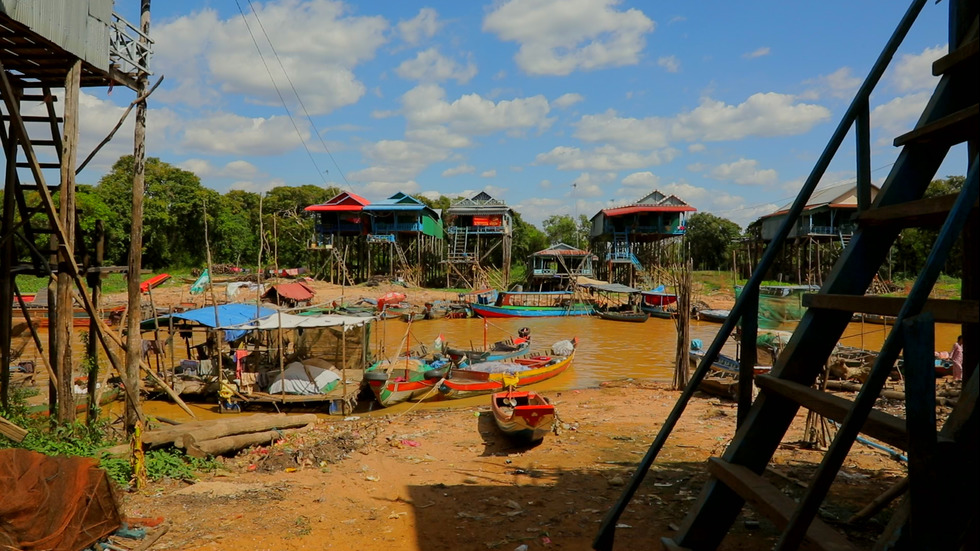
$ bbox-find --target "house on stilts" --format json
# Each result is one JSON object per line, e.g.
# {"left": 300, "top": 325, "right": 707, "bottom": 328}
{"left": 443, "top": 191, "right": 514, "bottom": 290}
{"left": 527, "top": 243, "right": 597, "bottom": 292}
{"left": 307, "top": 191, "right": 444, "bottom": 285}
{"left": 588, "top": 190, "right": 695, "bottom": 286}
{"left": 743, "top": 183, "right": 881, "bottom": 285}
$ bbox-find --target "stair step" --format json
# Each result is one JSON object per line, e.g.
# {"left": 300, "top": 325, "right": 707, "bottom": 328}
{"left": 932, "top": 38, "right": 978, "bottom": 75}
{"left": 755, "top": 375, "right": 908, "bottom": 450}
{"left": 855, "top": 193, "right": 977, "bottom": 228}
{"left": 705, "top": 458, "right": 859, "bottom": 551}
{"left": 16, "top": 162, "right": 61, "bottom": 170}
{"left": 28, "top": 139, "right": 59, "bottom": 147}
{"left": 801, "top": 293, "right": 978, "bottom": 324}
{"left": 893, "top": 104, "right": 979, "bottom": 147}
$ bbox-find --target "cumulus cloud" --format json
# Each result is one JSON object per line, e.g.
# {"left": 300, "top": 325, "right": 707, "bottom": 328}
{"left": 154, "top": 2, "right": 388, "bottom": 116}
{"left": 574, "top": 109, "right": 670, "bottom": 149}
{"left": 804, "top": 66, "right": 863, "bottom": 100}
{"left": 180, "top": 159, "right": 262, "bottom": 179}
{"left": 672, "top": 93, "right": 830, "bottom": 142}
{"left": 398, "top": 7, "right": 441, "bottom": 45}
{"left": 688, "top": 143, "right": 706, "bottom": 153}
{"left": 349, "top": 139, "right": 450, "bottom": 188}
{"left": 535, "top": 145, "right": 680, "bottom": 171}
{"left": 621, "top": 171, "right": 661, "bottom": 188}
{"left": 658, "top": 55, "right": 680, "bottom": 73}
{"left": 396, "top": 48, "right": 477, "bottom": 84}
{"left": 401, "top": 84, "right": 552, "bottom": 136}
{"left": 553, "top": 93, "right": 585, "bottom": 108}
{"left": 743, "top": 47, "right": 770, "bottom": 59}
{"left": 871, "top": 91, "right": 931, "bottom": 143}
{"left": 483, "top": 0, "right": 655, "bottom": 76}
{"left": 706, "top": 158, "right": 778, "bottom": 186}
{"left": 571, "top": 172, "right": 614, "bottom": 198}
{"left": 181, "top": 112, "right": 308, "bottom": 156}
{"left": 891, "top": 44, "right": 945, "bottom": 93}
{"left": 442, "top": 164, "right": 476, "bottom": 177}
{"left": 481, "top": 169, "right": 498, "bottom": 178}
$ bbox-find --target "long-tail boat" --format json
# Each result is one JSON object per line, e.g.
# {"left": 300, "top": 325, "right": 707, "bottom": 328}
{"left": 490, "top": 390, "right": 555, "bottom": 443}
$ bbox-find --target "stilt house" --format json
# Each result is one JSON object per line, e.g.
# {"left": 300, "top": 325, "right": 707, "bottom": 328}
{"left": 589, "top": 190, "right": 696, "bottom": 286}
{"left": 361, "top": 192, "right": 443, "bottom": 285}
{"left": 528, "top": 243, "right": 597, "bottom": 291}
{"left": 444, "top": 191, "right": 514, "bottom": 289}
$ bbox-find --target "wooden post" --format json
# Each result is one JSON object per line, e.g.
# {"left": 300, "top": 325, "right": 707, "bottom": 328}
{"left": 55, "top": 60, "right": 81, "bottom": 423}
{"left": 86, "top": 220, "right": 105, "bottom": 423}
{"left": 124, "top": 0, "right": 152, "bottom": 433}
{"left": 0, "top": 88, "right": 18, "bottom": 409}
{"left": 902, "top": 313, "right": 937, "bottom": 548}
{"left": 738, "top": 290, "right": 758, "bottom": 428}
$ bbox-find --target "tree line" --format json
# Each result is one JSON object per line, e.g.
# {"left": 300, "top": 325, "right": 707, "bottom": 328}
{"left": 26, "top": 155, "right": 963, "bottom": 280}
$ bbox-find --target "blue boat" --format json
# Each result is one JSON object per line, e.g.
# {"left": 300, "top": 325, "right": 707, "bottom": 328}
{"left": 470, "top": 290, "right": 596, "bottom": 318}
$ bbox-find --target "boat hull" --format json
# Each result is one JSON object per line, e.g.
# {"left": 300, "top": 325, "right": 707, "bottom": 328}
{"left": 491, "top": 390, "right": 555, "bottom": 442}
{"left": 439, "top": 350, "right": 575, "bottom": 399}
{"left": 598, "top": 311, "right": 649, "bottom": 323}
{"left": 471, "top": 304, "right": 594, "bottom": 318}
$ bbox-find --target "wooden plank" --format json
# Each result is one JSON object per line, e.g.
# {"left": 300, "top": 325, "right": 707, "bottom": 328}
{"left": 706, "top": 458, "right": 858, "bottom": 551}
{"left": 756, "top": 375, "right": 908, "bottom": 450}
{"left": 893, "top": 104, "right": 979, "bottom": 147}
{"left": 0, "top": 415, "right": 28, "bottom": 442}
{"left": 855, "top": 193, "right": 977, "bottom": 228}
{"left": 659, "top": 538, "right": 692, "bottom": 551}
{"left": 901, "top": 314, "right": 937, "bottom": 548}
{"left": 802, "top": 294, "right": 978, "bottom": 324}
{"left": 932, "top": 38, "right": 978, "bottom": 75}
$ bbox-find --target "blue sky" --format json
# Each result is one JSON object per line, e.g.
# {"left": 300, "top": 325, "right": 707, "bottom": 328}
{"left": 75, "top": 0, "right": 961, "bottom": 228}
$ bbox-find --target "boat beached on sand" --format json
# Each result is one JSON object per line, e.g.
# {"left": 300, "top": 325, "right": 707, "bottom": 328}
{"left": 470, "top": 290, "right": 595, "bottom": 318}
{"left": 490, "top": 390, "right": 556, "bottom": 443}
{"left": 435, "top": 338, "right": 577, "bottom": 399}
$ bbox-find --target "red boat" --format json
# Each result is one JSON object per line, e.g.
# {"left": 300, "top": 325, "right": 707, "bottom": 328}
{"left": 490, "top": 390, "right": 556, "bottom": 443}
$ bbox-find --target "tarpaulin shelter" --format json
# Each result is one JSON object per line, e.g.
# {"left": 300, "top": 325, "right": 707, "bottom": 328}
{"left": 262, "top": 281, "right": 316, "bottom": 307}
{"left": 0, "top": 449, "right": 122, "bottom": 551}
{"left": 140, "top": 303, "right": 276, "bottom": 342}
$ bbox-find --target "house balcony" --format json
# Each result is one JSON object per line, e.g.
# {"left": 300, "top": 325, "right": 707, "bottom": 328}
{"left": 447, "top": 225, "right": 507, "bottom": 235}
{"left": 315, "top": 222, "right": 363, "bottom": 235}
{"left": 799, "top": 223, "right": 856, "bottom": 237}
{"left": 373, "top": 222, "right": 421, "bottom": 233}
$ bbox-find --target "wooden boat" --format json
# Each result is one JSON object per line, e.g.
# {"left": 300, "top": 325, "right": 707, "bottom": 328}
{"left": 436, "top": 338, "right": 577, "bottom": 399}
{"left": 363, "top": 358, "right": 445, "bottom": 407}
{"left": 471, "top": 291, "right": 595, "bottom": 318}
{"left": 598, "top": 310, "right": 649, "bottom": 323}
{"left": 689, "top": 348, "right": 771, "bottom": 399}
{"left": 445, "top": 328, "right": 532, "bottom": 365}
{"left": 490, "top": 390, "right": 555, "bottom": 443}
{"left": 694, "top": 308, "right": 730, "bottom": 323}
{"left": 640, "top": 305, "right": 676, "bottom": 318}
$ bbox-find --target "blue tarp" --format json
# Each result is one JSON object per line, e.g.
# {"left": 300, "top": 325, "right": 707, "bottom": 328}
{"left": 142, "top": 303, "right": 276, "bottom": 341}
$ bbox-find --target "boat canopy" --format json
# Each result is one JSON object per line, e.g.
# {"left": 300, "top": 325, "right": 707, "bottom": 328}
{"left": 140, "top": 303, "right": 276, "bottom": 341}
{"left": 581, "top": 282, "right": 640, "bottom": 294}
{"left": 221, "top": 312, "right": 374, "bottom": 331}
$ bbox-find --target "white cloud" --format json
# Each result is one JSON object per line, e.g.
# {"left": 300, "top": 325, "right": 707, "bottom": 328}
{"left": 707, "top": 158, "right": 778, "bottom": 186}
{"left": 401, "top": 84, "right": 552, "bottom": 136}
{"left": 442, "top": 164, "right": 476, "bottom": 177}
{"left": 398, "top": 7, "right": 441, "bottom": 45}
{"left": 655, "top": 181, "right": 772, "bottom": 228}
{"left": 181, "top": 112, "right": 308, "bottom": 156}
{"left": 571, "top": 172, "right": 613, "bottom": 198}
{"left": 405, "top": 126, "right": 473, "bottom": 148}
{"left": 553, "top": 93, "right": 585, "bottom": 108}
{"left": 871, "top": 91, "right": 931, "bottom": 142}
{"left": 364, "top": 180, "right": 421, "bottom": 197}
{"left": 621, "top": 171, "right": 660, "bottom": 188}
{"left": 743, "top": 47, "right": 770, "bottom": 59}
{"left": 483, "top": 0, "right": 655, "bottom": 76}
{"left": 396, "top": 48, "right": 478, "bottom": 84}
{"left": 807, "top": 66, "right": 863, "bottom": 100}
{"left": 535, "top": 145, "right": 680, "bottom": 171}
{"left": 672, "top": 93, "right": 830, "bottom": 142}
{"left": 891, "top": 44, "right": 945, "bottom": 93}
{"left": 481, "top": 169, "right": 498, "bottom": 178}
{"left": 350, "top": 139, "right": 450, "bottom": 186}
{"left": 179, "top": 159, "right": 262, "bottom": 179}
{"left": 229, "top": 177, "right": 288, "bottom": 195}
{"left": 154, "top": 2, "right": 388, "bottom": 116}
{"left": 540, "top": 179, "right": 552, "bottom": 188}
{"left": 688, "top": 143, "right": 706, "bottom": 153}
{"left": 658, "top": 55, "right": 680, "bottom": 73}
{"left": 574, "top": 109, "right": 670, "bottom": 149}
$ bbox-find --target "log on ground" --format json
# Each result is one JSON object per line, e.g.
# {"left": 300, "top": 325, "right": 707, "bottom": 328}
{"left": 185, "top": 424, "right": 314, "bottom": 458}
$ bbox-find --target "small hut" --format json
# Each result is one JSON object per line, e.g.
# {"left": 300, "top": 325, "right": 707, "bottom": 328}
{"left": 262, "top": 281, "right": 316, "bottom": 308}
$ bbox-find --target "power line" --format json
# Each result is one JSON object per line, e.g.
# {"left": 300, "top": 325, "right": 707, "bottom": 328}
{"left": 234, "top": 0, "right": 328, "bottom": 186}
{"left": 244, "top": 0, "right": 353, "bottom": 191}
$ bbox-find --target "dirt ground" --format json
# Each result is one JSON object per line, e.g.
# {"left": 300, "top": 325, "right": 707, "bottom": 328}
{"left": 119, "top": 381, "right": 911, "bottom": 551}
{"left": 99, "top": 280, "right": 906, "bottom": 550}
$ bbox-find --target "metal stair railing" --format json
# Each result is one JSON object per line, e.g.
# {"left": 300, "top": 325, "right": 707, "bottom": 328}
{"left": 593, "top": 1, "right": 930, "bottom": 547}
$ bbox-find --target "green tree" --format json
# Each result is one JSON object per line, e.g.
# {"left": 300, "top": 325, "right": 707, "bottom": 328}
{"left": 261, "top": 184, "right": 341, "bottom": 268}
{"left": 511, "top": 211, "right": 548, "bottom": 263}
{"left": 684, "top": 212, "right": 742, "bottom": 270}
{"left": 542, "top": 214, "right": 590, "bottom": 247}
{"left": 892, "top": 175, "right": 964, "bottom": 278}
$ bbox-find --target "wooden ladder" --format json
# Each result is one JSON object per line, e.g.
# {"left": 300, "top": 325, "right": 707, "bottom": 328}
{"left": 596, "top": 2, "right": 979, "bottom": 549}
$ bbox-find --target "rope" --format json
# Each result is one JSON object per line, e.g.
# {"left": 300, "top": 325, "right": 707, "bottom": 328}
{"left": 392, "top": 377, "right": 446, "bottom": 419}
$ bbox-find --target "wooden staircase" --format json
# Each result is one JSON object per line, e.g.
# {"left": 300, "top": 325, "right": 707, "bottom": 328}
{"left": 596, "top": 1, "right": 979, "bottom": 549}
